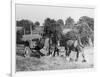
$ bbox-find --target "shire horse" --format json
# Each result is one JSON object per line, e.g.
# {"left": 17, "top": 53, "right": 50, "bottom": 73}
{"left": 60, "top": 36, "right": 86, "bottom": 62}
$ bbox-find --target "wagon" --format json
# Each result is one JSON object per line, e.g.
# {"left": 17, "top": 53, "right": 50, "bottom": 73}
{"left": 21, "top": 34, "right": 43, "bottom": 57}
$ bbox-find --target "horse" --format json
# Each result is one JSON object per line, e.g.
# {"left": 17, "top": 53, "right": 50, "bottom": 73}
{"left": 60, "top": 37, "right": 86, "bottom": 62}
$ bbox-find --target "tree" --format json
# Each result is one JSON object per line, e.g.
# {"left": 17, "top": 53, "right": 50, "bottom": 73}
{"left": 76, "top": 22, "right": 93, "bottom": 46}
{"left": 78, "top": 16, "right": 94, "bottom": 31}
{"left": 57, "top": 19, "right": 64, "bottom": 29}
{"left": 77, "top": 22, "right": 93, "bottom": 38}
{"left": 50, "top": 22, "right": 62, "bottom": 44}
{"left": 16, "top": 29, "right": 24, "bottom": 44}
{"left": 43, "top": 18, "right": 53, "bottom": 37}
{"left": 16, "top": 19, "right": 35, "bottom": 35}
{"left": 65, "top": 17, "right": 75, "bottom": 29}
{"left": 76, "top": 16, "right": 94, "bottom": 46}
{"left": 43, "top": 18, "right": 63, "bottom": 55}
{"left": 43, "top": 18, "right": 62, "bottom": 41}
{"left": 35, "top": 21, "right": 40, "bottom": 27}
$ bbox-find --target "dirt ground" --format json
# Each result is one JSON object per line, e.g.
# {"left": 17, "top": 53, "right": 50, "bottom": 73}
{"left": 16, "top": 46, "right": 93, "bottom": 71}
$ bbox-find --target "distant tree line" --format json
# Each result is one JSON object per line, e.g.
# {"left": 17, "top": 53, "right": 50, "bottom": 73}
{"left": 16, "top": 16, "right": 94, "bottom": 46}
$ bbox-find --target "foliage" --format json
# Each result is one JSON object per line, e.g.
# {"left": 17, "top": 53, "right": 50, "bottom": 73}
{"left": 78, "top": 16, "right": 94, "bottom": 31}
{"left": 16, "top": 19, "right": 35, "bottom": 34}
{"left": 35, "top": 21, "right": 40, "bottom": 27}
{"left": 65, "top": 17, "right": 75, "bottom": 29}
{"left": 16, "top": 16, "right": 94, "bottom": 46}
{"left": 16, "top": 30, "right": 24, "bottom": 44}
{"left": 76, "top": 22, "right": 93, "bottom": 46}
{"left": 43, "top": 18, "right": 62, "bottom": 38}
{"left": 43, "top": 18, "right": 63, "bottom": 47}
{"left": 77, "top": 22, "right": 93, "bottom": 38}
{"left": 57, "top": 19, "right": 64, "bottom": 29}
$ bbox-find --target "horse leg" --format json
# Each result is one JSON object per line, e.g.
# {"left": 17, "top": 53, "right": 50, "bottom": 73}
{"left": 68, "top": 48, "right": 72, "bottom": 61}
{"left": 48, "top": 46, "right": 51, "bottom": 55}
{"left": 66, "top": 48, "right": 71, "bottom": 61}
{"left": 53, "top": 46, "right": 56, "bottom": 57}
{"left": 75, "top": 50, "right": 79, "bottom": 62}
{"left": 47, "top": 46, "right": 51, "bottom": 56}
{"left": 53, "top": 50, "right": 56, "bottom": 57}
{"left": 81, "top": 51, "right": 86, "bottom": 62}
{"left": 65, "top": 46, "right": 68, "bottom": 56}
{"left": 57, "top": 48, "right": 59, "bottom": 56}
{"left": 24, "top": 49, "right": 26, "bottom": 57}
{"left": 68, "top": 48, "right": 71, "bottom": 57}
{"left": 51, "top": 49, "right": 54, "bottom": 56}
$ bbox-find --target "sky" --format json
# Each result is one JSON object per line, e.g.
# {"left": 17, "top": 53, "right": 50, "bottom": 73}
{"left": 16, "top": 4, "right": 94, "bottom": 26}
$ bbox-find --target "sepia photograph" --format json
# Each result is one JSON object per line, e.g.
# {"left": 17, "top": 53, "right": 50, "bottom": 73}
{"left": 16, "top": 4, "right": 94, "bottom": 72}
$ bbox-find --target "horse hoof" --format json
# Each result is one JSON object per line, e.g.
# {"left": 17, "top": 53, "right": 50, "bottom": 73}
{"left": 82, "top": 60, "right": 86, "bottom": 62}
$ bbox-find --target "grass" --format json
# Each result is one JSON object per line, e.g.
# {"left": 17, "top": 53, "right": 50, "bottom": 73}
{"left": 16, "top": 56, "right": 45, "bottom": 71}
{"left": 16, "top": 46, "right": 94, "bottom": 71}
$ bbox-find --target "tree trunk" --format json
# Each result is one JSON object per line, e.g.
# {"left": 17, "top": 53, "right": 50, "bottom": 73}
{"left": 30, "top": 25, "right": 32, "bottom": 35}
{"left": 48, "top": 37, "right": 51, "bottom": 55}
